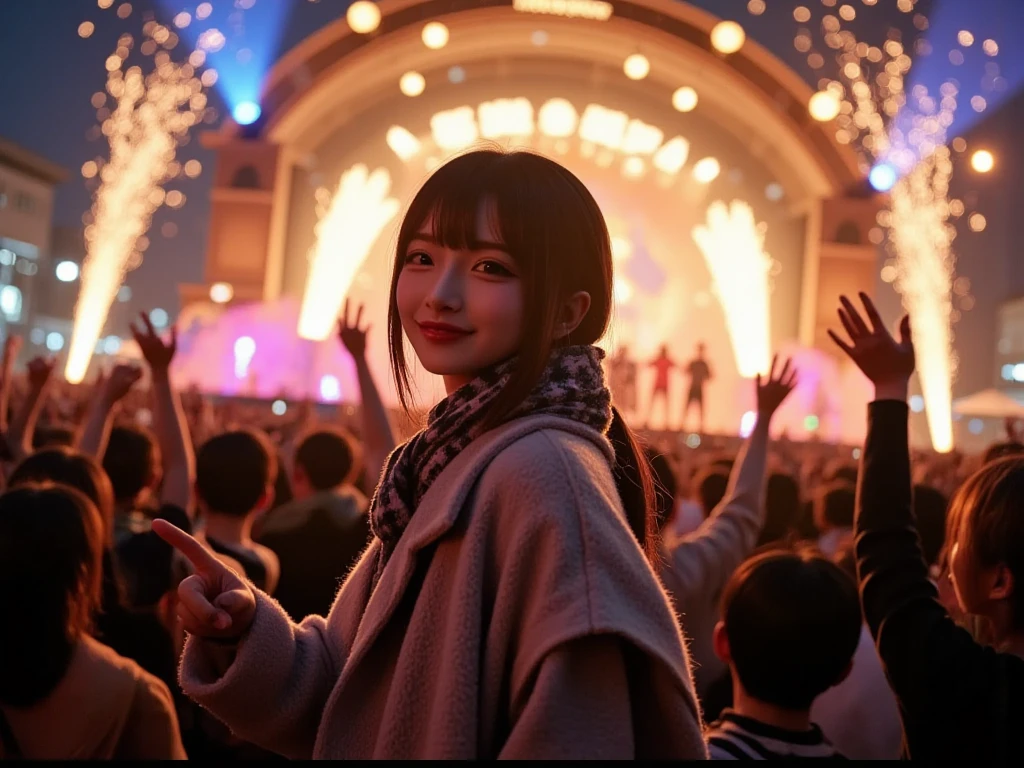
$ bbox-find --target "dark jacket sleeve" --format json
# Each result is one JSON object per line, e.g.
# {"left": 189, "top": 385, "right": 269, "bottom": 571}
{"left": 855, "top": 400, "right": 1014, "bottom": 762}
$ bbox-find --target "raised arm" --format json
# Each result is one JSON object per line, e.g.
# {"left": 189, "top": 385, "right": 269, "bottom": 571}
{"left": 6, "top": 356, "right": 57, "bottom": 465}
{"left": 78, "top": 365, "right": 144, "bottom": 457}
{"left": 339, "top": 299, "right": 396, "bottom": 483}
{"left": 830, "top": 293, "right": 1004, "bottom": 758}
{"left": 666, "top": 356, "right": 797, "bottom": 599}
{"left": 0, "top": 334, "right": 22, "bottom": 434}
{"left": 131, "top": 313, "right": 194, "bottom": 514}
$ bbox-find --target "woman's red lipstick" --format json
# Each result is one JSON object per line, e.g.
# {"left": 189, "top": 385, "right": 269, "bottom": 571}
{"left": 418, "top": 321, "right": 473, "bottom": 344}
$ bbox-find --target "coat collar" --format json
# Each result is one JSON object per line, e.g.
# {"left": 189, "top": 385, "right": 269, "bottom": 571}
{"left": 337, "top": 415, "right": 613, "bottom": 686}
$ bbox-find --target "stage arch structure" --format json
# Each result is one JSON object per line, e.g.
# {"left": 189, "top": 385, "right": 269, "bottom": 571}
{"left": 181, "top": 0, "right": 881, "bottom": 442}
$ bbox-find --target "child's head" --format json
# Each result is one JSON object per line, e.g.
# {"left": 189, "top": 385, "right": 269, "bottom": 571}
{"left": 0, "top": 484, "right": 104, "bottom": 707}
{"left": 292, "top": 428, "right": 360, "bottom": 498}
{"left": 714, "top": 547, "right": 862, "bottom": 711}
{"left": 389, "top": 148, "right": 612, "bottom": 422}
{"left": 945, "top": 456, "right": 1024, "bottom": 637}
{"left": 812, "top": 479, "right": 856, "bottom": 533}
{"left": 10, "top": 447, "right": 115, "bottom": 544}
{"left": 196, "top": 429, "right": 277, "bottom": 518}
{"left": 102, "top": 425, "right": 161, "bottom": 507}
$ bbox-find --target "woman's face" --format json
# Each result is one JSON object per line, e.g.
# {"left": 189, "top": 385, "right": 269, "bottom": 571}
{"left": 397, "top": 200, "right": 524, "bottom": 393}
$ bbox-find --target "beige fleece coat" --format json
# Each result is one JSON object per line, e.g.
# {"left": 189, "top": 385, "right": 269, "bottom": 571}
{"left": 1, "top": 635, "right": 185, "bottom": 760}
{"left": 181, "top": 415, "right": 706, "bottom": 759}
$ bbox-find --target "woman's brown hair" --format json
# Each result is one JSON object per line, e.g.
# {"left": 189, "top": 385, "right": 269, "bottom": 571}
{"left": 945, "top": 455, "right": 1024, "bottom": 629}
{"left": 387, "top": 148, "right": 657, "bottom": 558}
{"left": 0, "top": 484, "right": 105, "bottom": 707}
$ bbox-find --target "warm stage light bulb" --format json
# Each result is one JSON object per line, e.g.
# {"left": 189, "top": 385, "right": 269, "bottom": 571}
{"left": 623, "top": 53, "right": 650, "bottom": 80}
{"left": 422, "top": 22, "right": 449, "bottom": 49}
{"left": 400, "top": 71, "right": 426, "bottom": 97}
{"left": 209, "top": 282, "right": 233, "bottom": 304}
{"left": 672, "top": 86, "right": 698, "bottom": 112}
{"left": 808, "top": 90, "right": 841, "bottom": 122}
{"left": 710, "top": 21, "right": 746, "bottom": 54}
{"left": 347, "top": 1, "right": 381, "bottom": 34}
{"left": 971, "top": 149, "right": 994, "bottom": 173}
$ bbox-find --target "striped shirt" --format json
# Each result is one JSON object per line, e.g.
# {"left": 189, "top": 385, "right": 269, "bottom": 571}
{"left": 706, "top": 711, "right": 846, "bottom": 760}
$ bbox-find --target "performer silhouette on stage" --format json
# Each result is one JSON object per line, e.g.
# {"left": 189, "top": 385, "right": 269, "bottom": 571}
{"left": 646, "top": 344, "right": 675, "bottom": 429}
{"left": 609, "top": 345, "right": 638, "bottom": 418}
{"left": 682, "top": 342, "right": 712, "bottom": 434}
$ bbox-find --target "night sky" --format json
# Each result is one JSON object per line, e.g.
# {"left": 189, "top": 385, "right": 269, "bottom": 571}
{"left": 1, "top": 0, "right": 1022, "bottom": 321}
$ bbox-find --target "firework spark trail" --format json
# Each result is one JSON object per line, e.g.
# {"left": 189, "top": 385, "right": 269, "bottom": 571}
{"left": 66, "top": 42, "right": 205, "bottom": 383}
{"left": 820, "top": 17, "right": 961, "bottom": 452}
{"left": 890, "top": 147, "right": 957, "bottom": 452}
{"left": 692, "top": 200, "right": 773, "bottom": 379}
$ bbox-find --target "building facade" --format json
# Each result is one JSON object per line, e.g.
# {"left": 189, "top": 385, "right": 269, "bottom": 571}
{"left": 0, "top": 137, "right": 66, "bottom": 340}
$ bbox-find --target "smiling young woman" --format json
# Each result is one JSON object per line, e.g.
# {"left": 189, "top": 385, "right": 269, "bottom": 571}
{"left": 158, "top": 148, "right": 706, "bottom": 759}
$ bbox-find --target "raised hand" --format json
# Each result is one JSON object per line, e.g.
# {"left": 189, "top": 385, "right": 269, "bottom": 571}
{"left": 25, "top": 356, "right": 57, "bottom": 391}
{"left": 338, "top": 298, "right": 369, "bottom": 360}
{"left": 2, "top": 335, "right": 22, "bottom": 369}
{"left": 103, "top": 363, "right": 143, "bottom": 404}
{"left": 828, "top": 292, "right": 914, "bottom": 399}
{"left": 152, "top": 519, "right": 257, "bottom": 640}
{"left": 131, "top": 312, "right": 177, "bottom": 373}
{"left": 756, "top": 355, "right": 798, "bottom": 417}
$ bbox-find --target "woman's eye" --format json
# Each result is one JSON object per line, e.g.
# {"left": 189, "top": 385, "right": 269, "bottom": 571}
{"left": 404, "top": 251, "right": 432, "bottom": 266}
{"left": 473, "top": 260, "right": 515, "bottom": 277}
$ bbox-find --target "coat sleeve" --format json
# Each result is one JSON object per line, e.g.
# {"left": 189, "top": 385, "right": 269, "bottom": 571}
{"left": 499, "top": 635, "right": 634, "bottom": 759}
{"left": 179, "top": 589, "right": 348, "bottom": 759}
{"left": 665, "top": 417, "right": 769, "bottom": 601}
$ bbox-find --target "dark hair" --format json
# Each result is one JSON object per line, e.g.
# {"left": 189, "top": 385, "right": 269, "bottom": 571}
{"left": 295, "top": 428, "right": 360, "bottom": 491}
{"left": 694, "top": 465, "right": 729, "bottom": 518}
{"left": 387, "top": 149, "right": 656, "bottom": 557}
{"left": 607, "top": 409, "right": 658, "bottom": 558}
{"left": 102, "top": 425, "right": 160, "bottom": 504}
{"left": 10, "top": 447, "right": 115, "bottom": 544}
{"left": 913, "top": 483, "right": 948, "bottom": 567}
{"left": 32, "top": 423, "right": 77, "bottom": 450}
{"left": 196, "top": 430, "right": 278, "bottom": 517}
{"left": 824, "top": 461, "right": 859, "bottom": 485}
{"left": 945, "top": 456, "right": 1024, "bottom": 629}
{"left": 758, "top": 472, "right": 802, "bottom": 547}
{"left": 814, "top": 480, "right": 856, "bottom": 530}
{"left": 0, "top": 485, "right": 104, "bottom": 707}
{"left": 984, "top": 441, "right": 1024, "bottom": 466}
{"left": 646, "top": 449, "right": 678, "bottom": 533}
{"left": 720, "top": 547, "right": 862, "bottom": 710}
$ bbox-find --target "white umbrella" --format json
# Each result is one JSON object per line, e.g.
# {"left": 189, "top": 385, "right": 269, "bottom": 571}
{"left": 952, "top": 388, "right": 1024, "bottom": 419}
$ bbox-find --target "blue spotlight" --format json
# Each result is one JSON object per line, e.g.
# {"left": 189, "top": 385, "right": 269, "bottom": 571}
{"left": 233, "top": 101, "right": 262, "bottom": 126}
{"left": 869, "top": 163, "right": 898, "bottom": 192}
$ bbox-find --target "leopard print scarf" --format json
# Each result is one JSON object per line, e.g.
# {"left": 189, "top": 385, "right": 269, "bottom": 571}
{"left": 369, "top": 344, "right": 612, "bottom": 574}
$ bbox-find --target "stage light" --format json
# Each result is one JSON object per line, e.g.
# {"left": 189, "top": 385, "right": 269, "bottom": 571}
{"left": 692, "top": 200, "right": 772, "bottom": 379}
{"left": 710, "top": 21, "right": 745, "bottom": 55}
{"left": 969, "top": 213, "right": 987, "bottom": 232}
{"left": 400, "top": 71, "right": 425, "bottom": 97}
{"left": 479, "top": 98, "right": 535, "bottom": 139}
{"left": 320, "top": 374, "right": 341, "bottom": 402}
{"left": 272, "top": 399, "right": 287, "bottom": 416}
{"left": 298, "top": 165, "right": 399, "bottom": 341}
{"left": 347, "top": 1, "right": 381, "bottom": 34}
{"left": 804, "top": 414, "right": 820, "bottom": 432}
{"left": 765, "top": 183, "right": 784, "bottom": 201}
{"left": 622, "top": 119, "right": 663, "bottom": 154}
{"left": 422, "top": 22, "right": 449, "bottom": 50}
{"left": 232, "top": 101, "right": 261, "bottom": 126}
{"left": 971, "top": 150, "right": 994, "bottom": 173}
{"left": 610, "top": 236, "right": 633, "bottom": 261}
{"left": 692, "top": 157, "right": 721, "bottom": 184}
{"left": 0, "top": 287, "right": 21, "bottom": 320}
{"left": 622, "top": 157, "right": 645, "bottom": 179}
{"left": 613, "top": 278, "right": 634, "bottom": 303}
{"left": 209, "top": 282, "right": 233, "bottom": 304}
{"left": 579, "top": 104, "right": 628, "bottom": 150}
{"left": 869, "top": 163, "right": 898, "bottom": 192}
{"left": 538, "top": 98, "right": 578, "bottom": 137}
{"left": 739, "top": 410, "right": 757, "bottom": 438}
{"left": 386, "top": 125, "right": 421, "bottom": 161}
{"left": 808, "top": 90, "right": 841, "bottom": 121}
{"left": 56, "top": 261, "right": 80, "bottom": 282}
{"left": 448, "top": 66, "right": 466, "bottom": 84}
{"left": 672, "top": 86, "right": 698, "bottom": 112}
{"left": 647, "top": 137, "right": 687, "bottom": 175}
{"left": 623, "top": 54, "right": 650, "bottom": 81}
{"left": 46, "top": 332, "right": 65, "bottom": 352}
{"left": 431, "top": 106, "right": 478, "bottom": 150}
{"left": 234, "top": 336, "right": 256, "bottom": 379}
{"left": 150, "top": 308, "right": 169, "bottom": 328}
{"left": 909, "top": 395, "right": 925, "bottom": 413}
